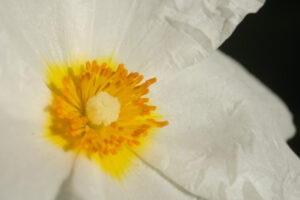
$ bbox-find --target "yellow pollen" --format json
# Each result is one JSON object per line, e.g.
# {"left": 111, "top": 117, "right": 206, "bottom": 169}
{"left": 45, "top": 59, "right": 168, "bottom": 179}
{"left": 86, "top": 92, "right": 120, "bottom": 126}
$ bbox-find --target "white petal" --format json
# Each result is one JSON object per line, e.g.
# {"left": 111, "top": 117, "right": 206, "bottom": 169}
{"left": 0, "top": 0, "right": 95, "bottom": 63}
{"left": 1, "top": 0, "right": 264, "bottom": 77}
{"left": 0, "top": 25, "right": 74, "bottom": 200}
{"left": 0, "top": 29, "right": 49, "bottom": 122}
{"left": 141, "top": 51, "right": 299, "bottom": 200}
{"left": 0, "top": 112, "right": 74, "bottom": 200}
{"left": 56, "top": 155, "right": 201, "bottom": 200}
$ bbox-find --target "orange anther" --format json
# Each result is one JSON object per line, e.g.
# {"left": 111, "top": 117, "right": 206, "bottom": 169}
{"left": 147, "top": 78, "right": 157, "bottom": 85}
{"left": 135, "top": 75, "right": 144, "bottom": 84}
{"left": 86, "top": 61, "right": 91, "bottom": 71}
{"left": 111, "top": 149, "right": 117, "bottom": 155}
{"left": 101, "top": 62, "right": 107, "bottom": 68}
{"left": 132, "top": 140, "right": 140, "bottom": 145}
{"left": 92, "top": 60, "right": 98, "bottom": 68}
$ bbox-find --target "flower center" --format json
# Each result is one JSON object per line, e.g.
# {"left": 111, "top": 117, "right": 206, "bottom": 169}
{"left": 45, "top": 59, "right": 168, "bottom": 179}
{"left": 86, "top": 92, "right": 120, "bottom": 126}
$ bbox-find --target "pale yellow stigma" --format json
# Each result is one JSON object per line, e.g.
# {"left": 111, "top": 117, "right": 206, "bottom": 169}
{"left": 86, "top": 92, "right": 121, "bottom": 126}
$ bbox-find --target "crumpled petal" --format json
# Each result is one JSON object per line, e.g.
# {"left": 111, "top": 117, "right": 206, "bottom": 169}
{"left": 92, "top": 0, "right": 265, "bottom": 79}
{"left": 0, "top": 0, "right": 264, "bottom": 78}
{"left": 140, "top": 51, "right": 299, "bottom": 200}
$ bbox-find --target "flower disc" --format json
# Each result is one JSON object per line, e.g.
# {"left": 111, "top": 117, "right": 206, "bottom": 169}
{"left": 45, "top": 60, "right": 168, "bottom": 179}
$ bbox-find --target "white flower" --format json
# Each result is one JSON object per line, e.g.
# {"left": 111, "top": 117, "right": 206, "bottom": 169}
{"left": 0, "top": 0, "right": 299, "bottom": 200}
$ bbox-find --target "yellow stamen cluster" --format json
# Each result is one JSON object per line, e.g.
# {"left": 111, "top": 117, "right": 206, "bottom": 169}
{"left": 46, "top": 60, "right": 167, "bottom": 177}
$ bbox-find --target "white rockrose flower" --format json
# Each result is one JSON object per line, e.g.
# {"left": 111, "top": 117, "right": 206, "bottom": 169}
{"left": 0, "top": 0, "right": 299, "bottom": 200}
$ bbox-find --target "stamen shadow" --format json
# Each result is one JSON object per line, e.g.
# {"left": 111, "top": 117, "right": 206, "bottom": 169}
{"left": 54, "top": 157, "right": 83, "bottom": 200}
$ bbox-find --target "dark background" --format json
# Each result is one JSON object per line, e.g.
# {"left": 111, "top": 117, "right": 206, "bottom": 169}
{"left": 220, "top": 0, "right": 300, "bottom": 156}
